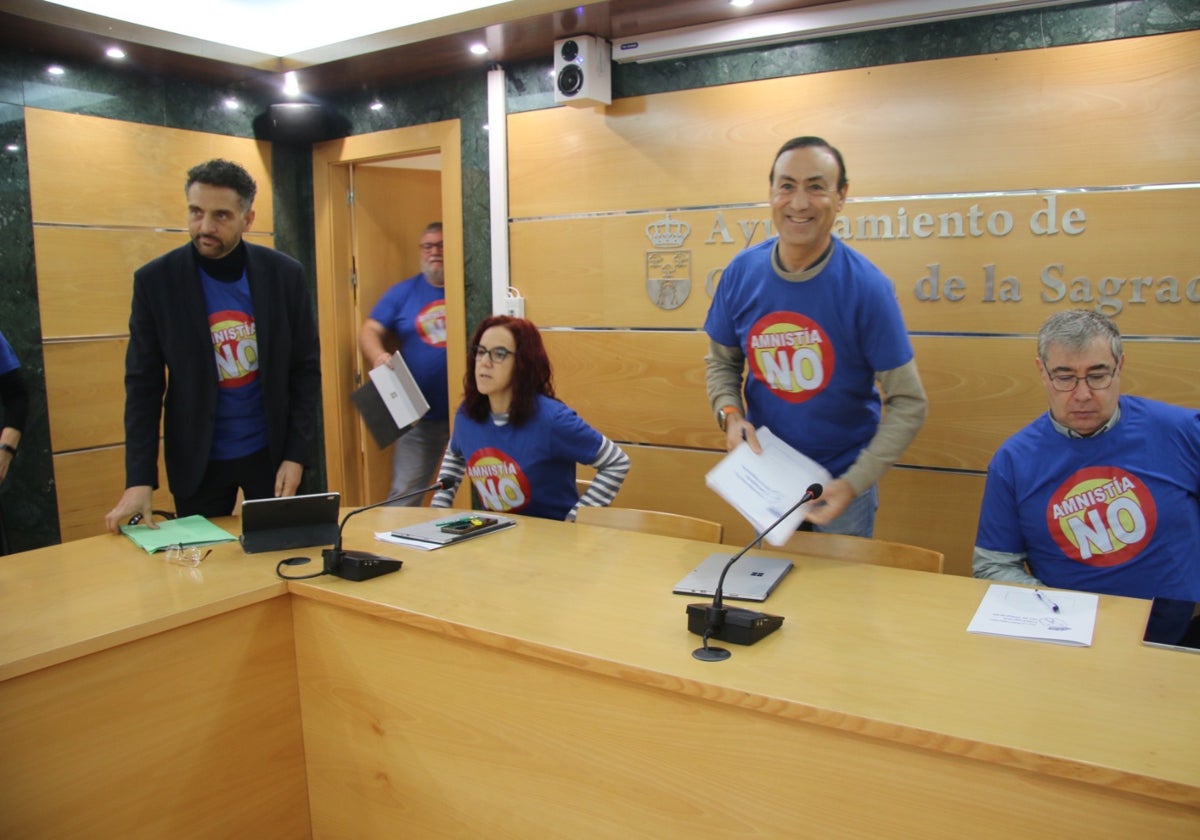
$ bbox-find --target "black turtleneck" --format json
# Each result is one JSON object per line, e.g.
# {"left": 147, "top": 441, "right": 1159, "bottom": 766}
{"left": 195, "top": 240, "right": 248, "bottom": 283}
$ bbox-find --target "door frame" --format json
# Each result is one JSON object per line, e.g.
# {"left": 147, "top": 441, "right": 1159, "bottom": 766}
{"left": 312, "top": 121, "right": 465, "bottom": 506}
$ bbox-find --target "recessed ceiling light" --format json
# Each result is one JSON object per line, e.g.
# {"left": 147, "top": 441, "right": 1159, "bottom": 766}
{"left": 5, "top": 144, "right": 20, "bottom": 153}
{"left": 223, "top": 97, "right": 240, "bottom": 110}
{"left": 469, "top": 43, "right": 489, "bottom": 56}
{"left": 47, "top": 65, "right": 65, "bottom": 76}
{"left": 369, "top": 100, "right": 384, "bottom": 111}
{"left": 106, "top": 46, "right": 126, "bottom": 59}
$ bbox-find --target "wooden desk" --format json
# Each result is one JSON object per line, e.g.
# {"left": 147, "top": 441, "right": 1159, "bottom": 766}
{"left": 2, "top": 510, "right": 1198, "bottom": 838}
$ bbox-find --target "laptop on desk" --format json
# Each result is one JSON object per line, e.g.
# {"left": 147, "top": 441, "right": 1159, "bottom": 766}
{"left": 240, "top": 492, "right": 340, "bottom": 553}
{"left": 672, "top": 552, "right": 794, "bottom": 602}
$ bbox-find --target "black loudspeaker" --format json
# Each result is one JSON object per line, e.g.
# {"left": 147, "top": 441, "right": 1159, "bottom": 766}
{"left": 553, "top": 35, "right": 611, "bottom": 107}
{"left": 253, "top": 103, "right": 349, "bottom": 143}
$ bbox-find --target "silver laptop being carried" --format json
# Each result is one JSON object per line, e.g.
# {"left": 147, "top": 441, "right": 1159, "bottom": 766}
{"left": 672, "top": 552, "right": 794, "bottom": 602}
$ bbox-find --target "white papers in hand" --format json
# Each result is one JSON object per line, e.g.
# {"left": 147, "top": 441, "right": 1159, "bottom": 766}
{"left": 966, "top": 584, "right": 1098, "bottom": 646}
{"left": 704, "top": 426, "right": 832, "bottom": 546}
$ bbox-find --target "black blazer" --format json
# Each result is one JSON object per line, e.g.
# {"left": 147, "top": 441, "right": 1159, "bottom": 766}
{"left": 123, "top": 242, "right": 321, "bottom": 500}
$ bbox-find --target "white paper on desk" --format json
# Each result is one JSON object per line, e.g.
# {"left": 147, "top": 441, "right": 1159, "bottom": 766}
{"left": 374, "top": 531, "right": 442, "bottom": 551}
{"left": 704, "top": 426, "right": 832, "bottom": 546}
{"left": 966, "top": 584, "right": 1098, "bottom": 646}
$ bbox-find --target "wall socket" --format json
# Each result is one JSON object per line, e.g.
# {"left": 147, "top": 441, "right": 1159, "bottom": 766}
{"left": 504, "top": 287, "right": 525, "bottom": 318}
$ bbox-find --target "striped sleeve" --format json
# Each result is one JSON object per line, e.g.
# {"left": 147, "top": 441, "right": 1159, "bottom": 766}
{"left": 569, "top": 436, "right": 630, "bottom": 520}
{"left": 431, "top": 445, "right": 465, "bottom": 508}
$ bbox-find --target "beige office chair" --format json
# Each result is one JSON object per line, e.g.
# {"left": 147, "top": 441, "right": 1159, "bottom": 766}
{"left": 574, "top": 506, "right": 724, "bottom": 543}
{"left": 775, "top": 530, "right": 944, "bottom": 573}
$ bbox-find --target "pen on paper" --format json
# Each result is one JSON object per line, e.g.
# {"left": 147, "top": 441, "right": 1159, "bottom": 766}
{"left": 1034, "top": 589, "right": 1060, "bottom": 613}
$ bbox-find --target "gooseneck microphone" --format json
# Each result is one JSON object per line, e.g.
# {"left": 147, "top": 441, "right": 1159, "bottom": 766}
{"left": 321, "top": 477, "right": 457, "bottom": 581}
{"left": 689, "top": 482, "right": 823, "bottom": 662}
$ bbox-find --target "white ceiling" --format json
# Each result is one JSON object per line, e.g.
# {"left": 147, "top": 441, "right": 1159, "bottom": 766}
{"left": 42, "top": 0, "right": 513, "bottom": 56}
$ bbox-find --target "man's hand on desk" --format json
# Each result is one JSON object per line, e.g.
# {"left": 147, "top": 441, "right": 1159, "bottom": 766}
{"left": 105, "top": 485, "right": 155, "bottom": 534}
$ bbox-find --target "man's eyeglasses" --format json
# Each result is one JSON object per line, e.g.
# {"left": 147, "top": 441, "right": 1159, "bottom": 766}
{"left": 473, "top": 345, "right": 516, "bottom": 364}
{"left": 419, "top": 241, "right": 444, "bottom": 253}
{"left": 1048, "top": 370, "right": 1115, "bottom": 392}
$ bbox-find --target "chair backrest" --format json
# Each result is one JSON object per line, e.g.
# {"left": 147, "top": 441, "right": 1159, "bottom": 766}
{"left": 575, "top": 506, "right": 724, "bottom": 543}
{"left": 775, "top": 530, "right": 944, "bottom": 573}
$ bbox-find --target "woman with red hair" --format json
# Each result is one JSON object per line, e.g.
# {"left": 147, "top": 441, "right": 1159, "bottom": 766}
{"left": 430, "top": 316, "right": 629, "bottom": 520}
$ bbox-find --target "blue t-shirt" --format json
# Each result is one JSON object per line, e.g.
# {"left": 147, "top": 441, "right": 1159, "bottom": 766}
{"left": 369, "top": 274, "right": 448, "bottom": 422}
{"left": 704, "top": 238, "right": 914, "bottom": 476}
{"left": 976, "top": 396, "right": 1200, "bottom": 600}
{"left": 200, "top": 271, "right": 268, "bottom": 460}
{"left": 0, "top": 331, "right": 19, "bottom": 376}
{"left": 448, "top": 395, "right": 604, "bottom": 520}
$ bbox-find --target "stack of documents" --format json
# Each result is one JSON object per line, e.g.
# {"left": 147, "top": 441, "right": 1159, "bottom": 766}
{"left": 966, "top": 584, "right": 1098, "bottom": 646}
{"left": 705, "top": 426, "right": 832, "bottom": 546}
{"left": 119, "top": 515, "right": 237, "bottom": 554}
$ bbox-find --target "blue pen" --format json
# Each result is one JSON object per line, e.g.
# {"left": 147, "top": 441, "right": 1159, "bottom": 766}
{"left": 1034, "top": 589, "right": 1060, "bottom": 613}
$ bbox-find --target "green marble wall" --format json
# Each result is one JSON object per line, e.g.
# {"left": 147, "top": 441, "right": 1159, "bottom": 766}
{"left": 0, "top": 0, "right": 1195, "bottom": 550}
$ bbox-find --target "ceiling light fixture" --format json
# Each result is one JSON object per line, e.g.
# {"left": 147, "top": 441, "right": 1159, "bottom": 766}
{"left": 730, "top": 0, "right": 754, "bottom": 8}
{"left": 469, "top": 43, "right": 489, "bottom": 56}
{"left": 105, "top": 46, "right": 126, "bottom": 59}
{"left": 369, "top": 100, "right": 384, "bottom": 111}
{"left": 47, "top": 65, "right": 65, "bottom": 75}
{"left": 223, "top": 97, "right": 240, "bottom": 110}
{"left": 282, "top": 71, "right": 301, "bottom": 97}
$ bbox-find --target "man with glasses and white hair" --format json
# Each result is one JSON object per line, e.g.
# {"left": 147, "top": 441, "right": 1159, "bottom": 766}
{"left": 360, "top": 222, "right": 449, "bottom": 505}
{"left": 973, "top": 309, "right": 1200, "bottom": 600}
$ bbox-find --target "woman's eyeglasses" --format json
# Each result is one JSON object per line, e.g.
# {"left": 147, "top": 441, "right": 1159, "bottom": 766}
{"left": 473, "top": 345, "right": 516, "bottom": 364}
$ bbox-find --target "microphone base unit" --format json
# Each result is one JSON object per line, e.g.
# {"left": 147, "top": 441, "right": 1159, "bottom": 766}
{"left": 322, "top": 548, "right": 403, "bottom": 581}
{"left": 686, "top": 603, "right": 784, "bottom": 646}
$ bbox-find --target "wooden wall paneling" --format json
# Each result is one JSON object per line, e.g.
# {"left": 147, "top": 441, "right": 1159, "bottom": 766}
{"left": 542, "top": 330, "right": 715, "bottom": 448}
{"left": 876, "top": 469, "right": 985, "bottom": 578}
{"left": 507, "top": 32, "right": 1200, "bottom": 217}
{"left": 510, "top": 215, "right": 719, "bottom": 328}
{"left": 43, "top": 339, "right": 128, "bottom": 453}
{"left": 511, "top": 188, "right": 1200, "bottom": 337}
{"left": 34, "top": 228, "right": 189, "bottom": 338}
{"left": 54, "top": 447, "right": 173, "bottom": 542}
{"left": 851, "top": 190, "right": 1200, "bottom": 337}
{"left": 24, "top": 108, "right": 274, "bottom": 228}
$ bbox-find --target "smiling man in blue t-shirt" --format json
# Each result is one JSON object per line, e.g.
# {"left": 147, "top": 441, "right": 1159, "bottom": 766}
{"left": 705, "top": 136, "right": 927, "bottom": 537}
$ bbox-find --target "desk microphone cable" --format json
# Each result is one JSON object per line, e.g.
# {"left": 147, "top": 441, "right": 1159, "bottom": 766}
{"left": 275, "top": 556, "right": 327, "bottom": 580}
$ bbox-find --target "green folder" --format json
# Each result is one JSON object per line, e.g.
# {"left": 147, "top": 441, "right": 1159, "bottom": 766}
{"left": 119, "top": 515, "right": 237, "bottom": 554}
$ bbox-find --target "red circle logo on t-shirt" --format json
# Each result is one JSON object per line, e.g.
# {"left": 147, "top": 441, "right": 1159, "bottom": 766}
{"left": 1045, "top": 466, "right": 1156, "bottom": 567}
{"left": 745, "top": 312, "right": 832, "bottom": 404}
{"left": 209, "top": 309, "right": 258, "bottom": 389}
{"left": 416, "top": 300, "right": 447, "bottom": 347}
{"left": 466, "top": 447, "right": 530, "bottom": 512}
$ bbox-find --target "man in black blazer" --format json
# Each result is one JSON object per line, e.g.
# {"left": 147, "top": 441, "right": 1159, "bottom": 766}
{"left": 105, "top": 159, "right": 321, "bottom": 532}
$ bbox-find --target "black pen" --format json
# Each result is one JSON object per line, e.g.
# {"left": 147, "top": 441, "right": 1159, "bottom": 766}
{"left": 1034, "top": 589, "right": 1060, "bottom": 613}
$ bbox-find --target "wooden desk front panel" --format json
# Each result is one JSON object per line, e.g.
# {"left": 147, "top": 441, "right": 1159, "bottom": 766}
{"left": 293, "top": 597, "right": 1196, "bottom": 838}
{"left": 0, "top": 597, "right": 310, "bottom": 839}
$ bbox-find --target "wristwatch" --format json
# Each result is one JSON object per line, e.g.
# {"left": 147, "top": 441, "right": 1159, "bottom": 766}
{"left": 717, "top": 405, "right": 741, "bottom": 431}
{"left": 0, "top": 442, "right": 16, "bottom": 456}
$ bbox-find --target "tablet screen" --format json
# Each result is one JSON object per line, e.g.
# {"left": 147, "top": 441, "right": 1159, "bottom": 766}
{"left": 1141, "top": 597, "right": 1200, "bottom": 653}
